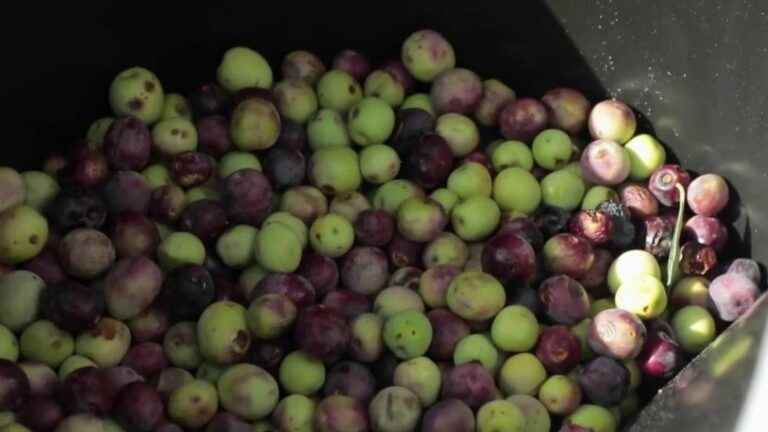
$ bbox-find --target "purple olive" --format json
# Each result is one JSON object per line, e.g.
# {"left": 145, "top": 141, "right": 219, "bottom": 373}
{"left": 568, "top": 210, "right": 613, "bottom": 246}
{"left": 295, "top": 252, "right": 338, "bottom": 298}
{"left": 162, "top": 265, "right": 215, "bottom": 321}
{"left": 542, "top": 87, "right": 591, "bottom": 135}
{"left": 178, "top": 199, "right": 229, "bottom": 245}
{"left": 578, "top": 248, "right": 612, "bottom": 293}
{"left": 323, "top": 361, "right": 377, "bottom": 403}
{"left": 314, "top": 395, "right": 369, "bottom": 432}
{"left": 391, "top": 109, "right": 436, "bottom": 155}
{"left": 481, "top": 233, "right": 537, "bottom": 283}
{"left": 103, "top": 170, "right": 152, "bottom": 215}
{"left": 539, "top": 275, "right": 590, "bottom": 325}
{"left": 17, "top": 396, "right": 64, "bottom": 431}
{"left": 332, "top": 49, "right": 371, "bottom": 82}
{"left": 170, "top": 152, "right": 214, "bottom": 188}
{"left": 341, "top": 246, "right": 390, "bottom": 296}
{"left": 293, "top": 304, "right": 350, "bottom": 363}
{"left": 222, "top": 168, "right": 274, "bottom": 226}
{"left": 354, "top": 209, "right": 396, "bottom": 247}
{"left": 684, "top": 215, "right": 728, "bottom": 251}
{"left": 648, "top": 164, "right": 691, "bottom": 206}
{"left": 22, "top": 247, "right": 66, "bottom": 285}
{"left": 430, "top": 68, "right": 483, "bottom": 114}
{"left": 103, "top": 117, "right": 152, "bottom": 171}
{"left": 422, "top": 398, "right": 475, "bottom": 432}
{"left": 63, "top": 147, "right": 110, "bottom": 188}
{"left": 253, "top": 273, "right": 316, "bottom": 308}
{"left": 497, "top": 215, "right": 544, "bottom": 250}
{"left": 58, "top": 228, "right": 115, "bottom": 280}
{"left": 418, "top": 265, "right": 460, "bottom": 308}
{"left": 620, "top": 183, "right": 659, "bottom": 219}
{"left": 577, "top": 356, "right": 629, "bottom": 406}
{"left": 42, "top": 280, "right": 105, "bottom": 333}
{"left": 110, "top": 212, "right": 160, "bottom": 258}
{"left": 427, "top": 308, "right": 471, "bottom": 361}
{"left": 148, "top": 184, "right": 186, "bottom": 224}
{"left": 121, "top": 342, "right": 168, "bottom": 379}
{"left": 637, "top": 330, "right": 683, "bottom": 378}
{"left": 580, "top": 139, "right": 631, "bottom": 186}
{"left": 406, "top": 133, "right": 455, "bottom": 190}
{"left": 441, "top": 362, "right": 499, "bottom": 409}
{"left": 498, "top": 98, "right": 548, "bottom": 142}
{"left": 18, "top": 362, "right": 58, "bottom": 397}
{"left": 727, "top": 258, "right": 761, "bottom": 286}
{"left": 588, "top": 308, "right": 646, "bottom": 360}
{"left": 382, "top": 59, "right": 416, "bottom": 93}
{"left": 282, "top": 50, "right": 326, "bottom": 85}
{"left": 0, "top": 360, "right": 30, "bottom": 410}
{"left": 543, "top": 233, "right": 596, "bottom": 279}
{"left": 276, "top": 120, "right": 308, "bottom": 152}
{"left": 102, "top": 366, "right": 144, "bottom": 397}
{"left": 708, "top": 272, "right": 760, "bottom": 322}
{"left": 196, "top": 115, "right": 232, "bottom": 157}
{"left": 687, "top": 173, "right": 730, "bottom": 216}
{"left": 535, "top": 325, "right": 582, "bottom": 373}
{"left": 113, "top": 382, "right": 164, "bottom": 432}
{"left": 263, "top": 147, "right": 306, "bottom": 191}
{"left": 57, "top": 367, "right": 113, "bottom": 415}
{"left": 387, "top": 233, "right": 425, "bottom": 269}
{"left": 322, "top": 290, "right": 372, "bottom": 320}
{"left": 248, "top": 338, "right": 290, "bottom": 376}
{"left": 104, "top": 255, "right": 163, "bottom": 320}
{"left": 189, "top": 82, "right": 229, "bottom": 116}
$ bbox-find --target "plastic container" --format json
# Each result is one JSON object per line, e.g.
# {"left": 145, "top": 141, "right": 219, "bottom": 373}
{"left": 2, "top": 2, "right": 767, "bottom": 431}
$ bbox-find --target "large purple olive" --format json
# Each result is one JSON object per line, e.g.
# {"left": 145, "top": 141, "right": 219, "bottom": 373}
{"left": 222, "top": 169, "right": 274, "bottom": 225}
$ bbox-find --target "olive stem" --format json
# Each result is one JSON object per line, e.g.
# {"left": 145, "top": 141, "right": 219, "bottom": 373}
{"left": 666, "top": 183, "right": 687, "bottom": 287}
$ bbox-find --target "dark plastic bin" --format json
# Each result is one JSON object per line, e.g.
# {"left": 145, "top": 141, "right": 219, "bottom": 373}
{"left": 3, "top": 2, "right": 767, "bottom": 430}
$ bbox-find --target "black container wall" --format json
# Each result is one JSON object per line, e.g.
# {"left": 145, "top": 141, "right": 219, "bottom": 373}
{"left": 2, "top": 1, "right": 768, "bottom": 430}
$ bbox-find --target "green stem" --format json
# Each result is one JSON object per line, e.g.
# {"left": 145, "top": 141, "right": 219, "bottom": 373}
{"left": 666, "top": 183, "right": 687, "bottom": 288}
